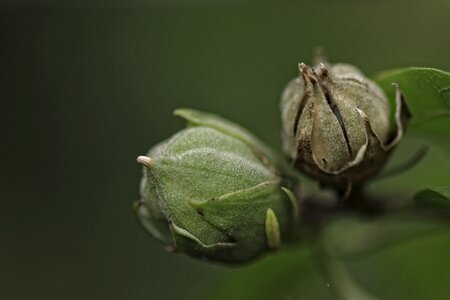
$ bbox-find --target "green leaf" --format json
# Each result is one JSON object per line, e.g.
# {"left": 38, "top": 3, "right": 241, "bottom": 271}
{"left": 415, "top": 186, "right": 450, "bottom": 213}
{"left": 374, "top": 67, "right": 450, "bottom": 134}
{"left": 374, "top": 67, "right": 450, "bottom": 159}
{"left": 372, "top": 68, "right": 450, "bottom": 200}
{"left": 198, "top": 231, "right": 450, "bottom": 300}
{"left": 320, "top": 214, "right": 449, "bottom": 258}
{"left": 200, "top": 245, "right": 336, "bottom": 300}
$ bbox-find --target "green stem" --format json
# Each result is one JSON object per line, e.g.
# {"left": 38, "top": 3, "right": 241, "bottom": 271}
{"left": 314, "top": 243, "right": 379, "bottom": 300}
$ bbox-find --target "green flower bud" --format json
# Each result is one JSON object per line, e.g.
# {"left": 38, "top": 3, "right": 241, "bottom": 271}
{"left": 281, "top": 53, "right": 411, "bottom": 192}
{"left": 135, "top": 109, "right": 298, "bottom": 263}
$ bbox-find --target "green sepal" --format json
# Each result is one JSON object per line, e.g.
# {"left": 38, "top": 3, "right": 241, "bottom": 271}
{"left": 147, "top": 127, "right": 274, "bottom": 247}
{"left": 188, "top": 181, "right": 290, "bottom": 261}
{"left": 134, "top": 201, "right": 173, "bottom": 246}
{"left": 174, "top": 108, "right": 283, "bottom": 170}
{"left": 169, "top": 221, "right": 236, "bottom": 249}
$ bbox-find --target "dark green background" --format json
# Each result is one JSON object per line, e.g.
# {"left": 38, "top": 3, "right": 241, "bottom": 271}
{"left": 2, "top": 1, "right": 450, "bottom": 299}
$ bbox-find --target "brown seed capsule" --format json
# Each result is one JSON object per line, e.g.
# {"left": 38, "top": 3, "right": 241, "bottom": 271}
{"left": 281, "top": 51, "right": 411, "bottom": 194}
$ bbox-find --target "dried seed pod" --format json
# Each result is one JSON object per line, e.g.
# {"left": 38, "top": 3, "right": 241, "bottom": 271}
{"left": 135, "top": 109, "right": 298, "bottom": 263}
{"left": 281, "top": 52, "right": 411, "bottom": 193}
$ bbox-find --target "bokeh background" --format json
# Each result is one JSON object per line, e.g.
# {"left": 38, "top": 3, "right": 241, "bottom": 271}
{"left": 2, "top": 0, "right": 450, "bottom": 299}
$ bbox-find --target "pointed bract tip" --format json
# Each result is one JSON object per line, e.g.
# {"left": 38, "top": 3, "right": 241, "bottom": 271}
{"left": 318, "top": 63, "right": 329, "bottom": 79}
{"left": 265, "top": 208, "right": 281, "bottom": 250}
{"left": 298, "top": 63, "right": 317, "bottom": 84}
{"left": 298, "top": 62, "right": 307, "bottom": 71}
{"left": 137, "top": 156, "right": 155, "bottom": 168}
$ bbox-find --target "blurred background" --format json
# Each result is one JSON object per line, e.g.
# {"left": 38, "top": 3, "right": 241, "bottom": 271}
{"left": 2, "top": 0, "right": 450, "bottom": 299}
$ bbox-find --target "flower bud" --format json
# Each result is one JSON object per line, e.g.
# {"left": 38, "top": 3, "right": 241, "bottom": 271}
{"left": 135, "top": 109, "right": 298, "bottom": 263}
{"left": 281, "top": 54, "right": 411, "bottom": 192}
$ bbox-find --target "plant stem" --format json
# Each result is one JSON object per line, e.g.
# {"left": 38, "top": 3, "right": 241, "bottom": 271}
{"left": 314, "top": 243, "right": 379, "bottom": 300}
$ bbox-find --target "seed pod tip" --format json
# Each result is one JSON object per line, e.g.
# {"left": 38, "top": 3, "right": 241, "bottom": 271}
{"left": 137, "top": 156, "right": 155, "bottom": 168}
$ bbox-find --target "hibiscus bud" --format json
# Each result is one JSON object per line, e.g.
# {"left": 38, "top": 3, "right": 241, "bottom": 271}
{"left": 135, "top": 109, "right": 299, "bottom": 263}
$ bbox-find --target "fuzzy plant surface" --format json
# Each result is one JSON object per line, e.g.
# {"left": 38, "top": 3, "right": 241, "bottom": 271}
{"left": 135, "top": 54, "right": 450, "bottom": 300}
